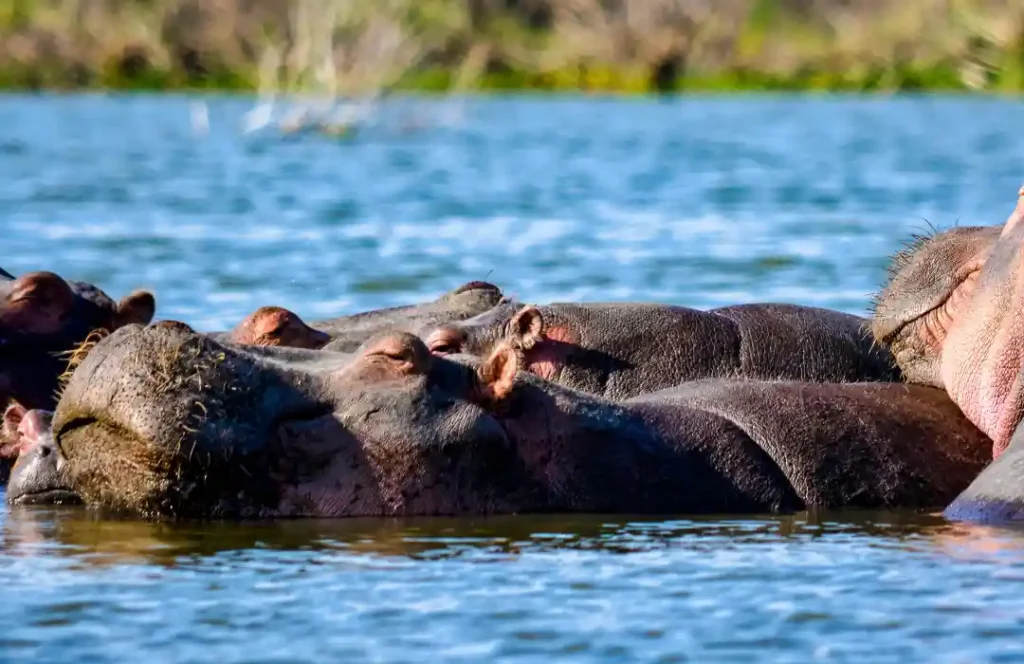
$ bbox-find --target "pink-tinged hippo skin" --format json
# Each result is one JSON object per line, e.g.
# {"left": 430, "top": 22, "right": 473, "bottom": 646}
{"left": 424, "top": 301, "right": 900, "bottom": 400}
{"left": 939, "top": 188, "right": 1024, "bottom": 523}
{"left": 225, "top": 306, "right": 331, "bottom": 350}
{"left": 931, "top": 189, "right": 1024, "bottom": 460}
{"left": 0, "top": 269, "right": 155, "bottom": 413}
{"left": 3, "top": 404, "right": 79, "bottom": 504}
{"left": 50, "top": 324, "right": 988, "bottom": 519}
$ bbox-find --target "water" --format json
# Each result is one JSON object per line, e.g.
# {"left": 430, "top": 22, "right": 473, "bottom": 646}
{"left": 2, "top": 93, "right": 1024, "bottom": 661}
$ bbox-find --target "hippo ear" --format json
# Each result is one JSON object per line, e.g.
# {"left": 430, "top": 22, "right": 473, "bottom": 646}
{"left": 510, "top": 305, "right": 544, "bottom": 350}
{"left": 1003, "top": 185, "right": 1024, "bottom": 236}
{"left": 475, "top": 345, "right": 519, "bottom": 406}
{"left": 1, "top": 402, "right": 26, "bottom": 456}
{"left": 114, "top": 290, "right": 156, "bottom": 327}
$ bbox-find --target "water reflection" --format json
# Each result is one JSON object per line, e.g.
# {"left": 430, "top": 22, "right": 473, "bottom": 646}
{"left": 7, "top": 503, "right": 1024, "bottom": 567}
{"left": 7, "top": 502, "right": 1024, "bottom": 660}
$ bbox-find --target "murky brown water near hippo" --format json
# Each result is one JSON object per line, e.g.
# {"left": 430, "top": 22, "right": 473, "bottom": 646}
{"left": 6, "top": 94, "right": 1024, "bottom": 661}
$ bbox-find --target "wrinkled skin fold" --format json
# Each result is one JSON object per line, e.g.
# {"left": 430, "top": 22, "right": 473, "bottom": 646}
{"left": 51, "top": 324, "right": 990, "bottom": 520}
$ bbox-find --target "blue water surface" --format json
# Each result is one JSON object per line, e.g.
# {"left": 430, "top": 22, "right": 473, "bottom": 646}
{"left": 2, "top": 93, "right": 1024, "bottom": 662}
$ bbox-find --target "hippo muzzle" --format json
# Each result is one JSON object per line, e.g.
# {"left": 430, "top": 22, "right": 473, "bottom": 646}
{"left": 52, "top": 324, "right": 339, "bottom": 518}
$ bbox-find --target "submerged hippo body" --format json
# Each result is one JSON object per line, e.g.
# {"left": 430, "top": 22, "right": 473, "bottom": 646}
{"left": 0, "top": 270, "right": 155, "bottom": 413}
{"left": 51, "top": 325, "right": 987, "bottom": 519}
{"left": 425, "top": 301, "right": 899, "bottom": 400}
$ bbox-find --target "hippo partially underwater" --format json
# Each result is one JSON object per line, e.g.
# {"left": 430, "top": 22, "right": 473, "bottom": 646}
{"left": 20, "top": 320, "right": 983, "bottom": 518}
{"left": 0, "top": 269, "right": 154, "bottom": 482}
{"left": 7, "top": 211, "right": 1021, "bottom": 520}
{"left": 0, "top": 269, "right": 155, "bottom": 413}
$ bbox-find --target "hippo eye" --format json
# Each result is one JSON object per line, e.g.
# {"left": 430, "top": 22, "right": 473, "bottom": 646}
{"left": 429, "top": 341, "right": 459, "bottom": 355}
{"left": 372, "top": 349, "right": 409, "bottom": 363}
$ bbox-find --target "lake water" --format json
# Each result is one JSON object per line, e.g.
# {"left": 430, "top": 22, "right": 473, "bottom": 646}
{"left": 2, "top": 93, "right": 1024, "bottom": 661}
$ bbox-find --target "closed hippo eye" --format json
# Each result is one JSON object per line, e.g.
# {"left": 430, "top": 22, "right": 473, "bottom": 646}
{"left": 361, "top": 332, "right": 431, "bottom": 374}
{"left": 425, "top": 328, "right": 464, "bottom": 356}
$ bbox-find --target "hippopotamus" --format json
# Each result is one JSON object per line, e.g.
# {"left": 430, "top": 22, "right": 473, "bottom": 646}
{"left": 313, "top": 281, "right": 506, "bottom": 352}
{"left": 424, "top": 301, "right": 900, "bottom": 399}
{"left": 48, "top": 324, "right": 989, "bottom": 519}
{"left": 198, "top": 281, "right": 505, "bottom": 352}
{"left": 0, "top": 269, "right": 155, "bottom": 413}
{"left": 3, "top": 403, "right": 77, "bottom": 504}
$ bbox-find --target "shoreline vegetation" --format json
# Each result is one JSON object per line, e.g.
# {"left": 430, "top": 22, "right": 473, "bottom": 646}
{"left": 2, "top": 0, "right": 1024, "bottom": 95}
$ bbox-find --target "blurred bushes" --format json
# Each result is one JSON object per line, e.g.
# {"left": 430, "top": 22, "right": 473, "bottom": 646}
{"left": 1, "top": 0, "right": 1023, "bottom": 93}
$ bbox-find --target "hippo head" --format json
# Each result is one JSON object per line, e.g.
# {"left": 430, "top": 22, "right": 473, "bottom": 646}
{"left": 870, "top": 226, "right": 1000, "bottom": 388}
{"left": 52, "top": 323, "right": 547, "bottom": 518}
{"left": 317, "top": 281, "right": 508, "bottom": 353}
{"left": 0, "top": 270, "right": 156, "bottom": 411}
{"left": 229, "top": 306, "right": 331, "bottom": 349}
{"left": 423, "top": 298, "right": 522, "bottom": 356}
{"left": 3, "top": 404, "right": 79, "bottom": 505}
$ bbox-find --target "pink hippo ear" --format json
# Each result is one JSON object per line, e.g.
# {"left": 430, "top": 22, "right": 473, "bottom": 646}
{"left": 1002, "top": 185, "right": 1024, "bottom": 237}
{"left": 509, "top": 305, "right": 544, "bottom": 350}
{"left": 114, "top": 290, "right": 156, "bottom": 327}
{"left": 475, "top": 345, "right": 519, "bottom": 406}
{"left": 1, "top": 402, "right": 27, "bottom": 457}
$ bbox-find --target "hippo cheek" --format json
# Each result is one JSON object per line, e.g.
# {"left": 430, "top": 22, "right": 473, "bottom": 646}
{"left": 328, "top": 400, "right": 516, "bottom": 516}
{"left": 272, "top": 416, "right": 385, "bottom": 517}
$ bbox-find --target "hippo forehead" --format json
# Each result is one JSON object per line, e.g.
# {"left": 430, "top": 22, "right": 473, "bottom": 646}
{"left": 68, "top": 280, "right": 116, "bottom": 310}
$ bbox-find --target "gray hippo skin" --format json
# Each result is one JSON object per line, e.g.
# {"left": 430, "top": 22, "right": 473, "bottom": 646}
{"left": 49, "top": 324, "right": 988, "bottom": 519}
{"left": 945, "top": 423, "right": 1024, "bottom": 523}
{"left": 423, "top": 300, "right": 900, "bottom": 400}
{"left": 314, "top": 281, "right": 506, "bottom": 352}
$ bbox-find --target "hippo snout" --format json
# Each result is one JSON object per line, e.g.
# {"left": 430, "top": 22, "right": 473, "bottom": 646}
{"left": 52, "top": 323, "right": 328, "bottom": 517}
{"left": 7, "top": 410, "right": 80, "bottom": 505}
